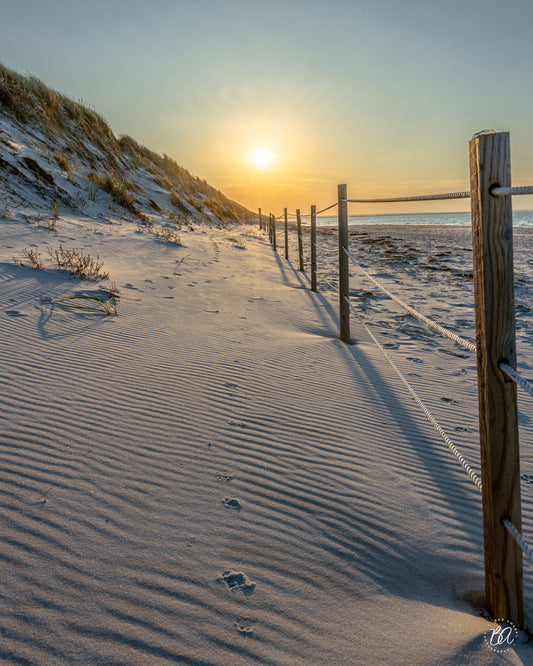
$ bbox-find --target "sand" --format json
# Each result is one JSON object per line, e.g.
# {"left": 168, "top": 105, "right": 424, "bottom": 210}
{"left": 1, "top": 214, "right": 533, "bottom": 664}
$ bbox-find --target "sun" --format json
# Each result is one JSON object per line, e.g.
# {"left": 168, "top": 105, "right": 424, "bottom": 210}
{"left": 252, "top": 147, "right": 272, "bottom": 168}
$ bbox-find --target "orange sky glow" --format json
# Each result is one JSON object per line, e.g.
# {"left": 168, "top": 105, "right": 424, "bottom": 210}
{"left": 2, "top": 0, "right": 533, "bottom": 217}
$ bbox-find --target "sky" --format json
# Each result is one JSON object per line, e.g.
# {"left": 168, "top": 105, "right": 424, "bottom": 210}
{"left": 2, "top": 0, "right": 533, "bottom": 215}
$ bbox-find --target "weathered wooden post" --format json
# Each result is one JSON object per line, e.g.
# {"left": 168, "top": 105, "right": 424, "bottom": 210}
{"left": 284, "top": 208, "right": 289, "bottom": 261}
{"left": 296, "top": 209, "right": 304, "bottom": 271}
{"left": 271, "top": 214, "right": 277, "bottom": 252}
{"left": 258, "top": 207, "right": 263, "bottom": 230}
{"left": 311, "top": 205, "right": 317, "bottom": 292}
{"left": 469, "top": 130, "right": 523, "bottom": 628}
{"left": 268, "top": 213, "right": 272, "bottom": 244}
{"left": 338, "top": 184, "right": 350, "bottom": 343}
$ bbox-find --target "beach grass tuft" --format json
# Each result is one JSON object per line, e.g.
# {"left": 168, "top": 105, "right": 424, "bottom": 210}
{"left": 47, "top": 245, "right": 110, "bottom": 280}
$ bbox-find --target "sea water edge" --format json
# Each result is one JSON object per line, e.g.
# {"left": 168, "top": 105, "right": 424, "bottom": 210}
{"left": 313, "top": 210, "right": 533, "bottom": 227}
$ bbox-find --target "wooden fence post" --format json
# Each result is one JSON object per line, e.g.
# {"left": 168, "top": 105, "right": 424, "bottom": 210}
{"left": 296, "top": 209, "right": 304, "bottom": 271}
{"left": 284, "top": 208, "right": 289, "bottom": 261}
{"left": 338, "top": 184, "right": 350, "bottom": 343}
{"left": 271, "top": 214, "right": 277, "bottom": 252}
{"left": 258, "top": 207, "right": 263, "bottom": 230}
{"left": 268, "top": 213, "right": 272, "bottom": 244}
{"left": 311, "top": 205, "right": 317, "bottom": 292}
{"left": 469, "top": 130, "right": 523, "bottom": 627}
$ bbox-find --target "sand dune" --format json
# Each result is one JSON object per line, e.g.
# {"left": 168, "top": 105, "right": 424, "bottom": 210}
{"left": 1, "top": 216, "right": 532, "bottom": 664}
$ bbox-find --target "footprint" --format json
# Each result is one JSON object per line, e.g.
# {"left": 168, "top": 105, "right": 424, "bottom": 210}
{"left": 215, "top": 473, "right": 234, "bottom": 482}
{"left": 441, "top": 397, "right": 457, "bottom": 404}
{"left": 5, "top": 310, "right": 27, "bottom": 317}
{"left": 407, "top": 357, "right": 424, "bottom": 364}
{"left": 235, "top": 617, "right": 254, "bottom": 635}
{"left": 220, "top": 570, "right": 255, "bottom": 595}
{"left": 222, "top": 498, "right": 241, "bottom": 511}
{"left": 438, "top": 348, "right": 469, "bottom": 359}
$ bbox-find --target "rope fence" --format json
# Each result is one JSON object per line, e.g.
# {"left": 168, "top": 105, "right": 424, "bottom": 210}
{"left": 500, "top": 362, "right": 533, "bottom": 399}
{"left": 344, "top": 191, "right": 471, "bottom": 204}
{"left": 493, "top": 185, "right": 533, "bottom": 197}
{"left": 258, "top": 129, "right": 533, "bottom": 629}
{"left": 316, "top": 202, "right": 338, "bottom": 215}
{"left": 504, "top": 519, "right": 533, "bottom": 565}
{"left": 343, "top": 294, "right": 484, "bottom": 492}
{"left": 343, "top": 247, "right": 477, "bottom": 353}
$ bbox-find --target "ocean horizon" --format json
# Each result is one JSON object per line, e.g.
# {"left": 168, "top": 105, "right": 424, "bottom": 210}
{"left": 314, "top": 209, "right": 533, "bottom": 227}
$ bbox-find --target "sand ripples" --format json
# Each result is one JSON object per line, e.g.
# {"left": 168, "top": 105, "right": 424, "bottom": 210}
{"left": 2, "top": 227, "right": 530, "bottom": 663}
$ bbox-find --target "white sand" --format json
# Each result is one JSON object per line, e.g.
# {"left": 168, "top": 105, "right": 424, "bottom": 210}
{"left": 1, "top": 213, "right": 533, "bottom": 664}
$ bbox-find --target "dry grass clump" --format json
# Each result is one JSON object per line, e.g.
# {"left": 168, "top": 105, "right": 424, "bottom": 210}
{"left": 55, "top": 283, "right": 120, "bottom": 316}
{"left": 88, "top": 171, "right": 142, "bottom": 216}
{"left": 169, "top": 192, "right": 190, "bottom": 215}
{"left": 240, "top": 225, "right": 263, "bottom": 239}
{"left": 135, "top": 222, "right": 184, "bottom": 245}
{"left": 23, "top": 212, "right": 57, "bottom": 232}
{"left": 13, "top": 247, "right": 44, "bottom": 269}
{"left": 153, "top": 226, "right": 184, "bottom": 246}
{"left": 168, "top": 211, "right": 184, "bottom": 229}
{"left": 54, "top": 149, "right": 71, "bottom": 174}
{"left": 48, "top": 245, "right": 110, "bottom": 280}
{"left": 227, "top": 236, "right": 247, "bottom": 250}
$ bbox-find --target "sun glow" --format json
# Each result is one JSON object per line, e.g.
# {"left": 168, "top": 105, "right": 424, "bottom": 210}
{"left": 252, "top": 147, "right": 272, "bottom": 168}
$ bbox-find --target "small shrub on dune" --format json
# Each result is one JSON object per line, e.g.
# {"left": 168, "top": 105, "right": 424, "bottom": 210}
{"left": 88, "top": 171, "right": 142, "bottom": 216}
{"left": 241, "top": 226, "right": 263, "bottom": 239}
{"left": 54, "top": 149, "right": 71, "bottom": 174}
{"left": 227, "top": 236, "right": 247, "bottom": 250}
{"left": 153, "top": 226, "right": 184, "bottom": 246}
{"left": 168, "top": 210, "right": 184, "bottom": 229}
{"left": 170, "top": 192, "right": 190, "bottom": 215}
{"left": 13, "top": 247, "right": 44, "bottom": 269}
{"left": 48, "top": 245, "right": 110, "bottom": 280}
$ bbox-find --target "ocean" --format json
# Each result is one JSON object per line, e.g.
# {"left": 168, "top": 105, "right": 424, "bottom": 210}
{"left": 314, "top": 209, "right": 533, "bottom": 227}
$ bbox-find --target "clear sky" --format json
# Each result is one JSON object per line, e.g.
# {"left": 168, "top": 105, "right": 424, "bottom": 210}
{"left": 2, "top": 0, "right": 533, "bottom": 215}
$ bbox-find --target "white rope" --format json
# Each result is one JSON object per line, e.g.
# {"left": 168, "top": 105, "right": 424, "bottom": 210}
{"left": 344, "top": 191, "right": 471, "bottom": 204}
{"left": 503, "top": 518, "right": 533, "bottom": 565}
{"left": 343, "top": 248, "right": 477, "bottom": 353}
{"left": 322, "top": 277, "right": 338, "bottom": 291}
{"left": 344, "top": 296, "right": 483, "bottom": 492}
{"left": 500, "top": 361, "right": 533, "bottom": 399}
{"left": 492, "top": 186, "right": 533, "bottom": 197}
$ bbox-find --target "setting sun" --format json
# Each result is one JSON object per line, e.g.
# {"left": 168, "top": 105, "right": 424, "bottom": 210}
{"left": 252, "top": 147, "right": 272, "bottom": 168}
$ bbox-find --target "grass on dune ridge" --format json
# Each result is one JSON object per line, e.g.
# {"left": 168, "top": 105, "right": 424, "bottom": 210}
{"left": 0, "top": 62, "right": 253, "bottom": 224}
